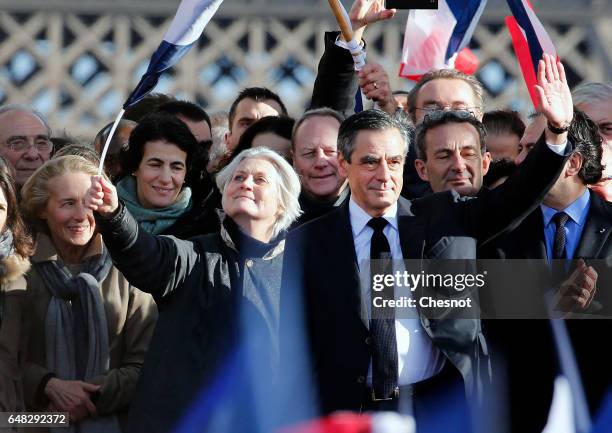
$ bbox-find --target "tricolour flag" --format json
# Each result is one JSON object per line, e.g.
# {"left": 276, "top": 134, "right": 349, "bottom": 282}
{"left": 123, "top": 0, "right": 224, "bottom": 108}
{"left": 99, "top": 0, "right": 223, "bottom": 176}
{"left": 399, "top": 0, "right": 487, "bottom": 80}
{"left": 504, "top": 0, "right": 556, "bottom": 108}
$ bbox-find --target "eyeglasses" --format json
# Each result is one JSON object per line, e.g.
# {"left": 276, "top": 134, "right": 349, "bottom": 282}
{"left": 415, "top": 103, "right": 479, "bottom": 115}
{"left": 4, "top": 136, "right": 53, "bottom": 153}
{"left": 422, "top": 109, "right": 477, "bottom": 123}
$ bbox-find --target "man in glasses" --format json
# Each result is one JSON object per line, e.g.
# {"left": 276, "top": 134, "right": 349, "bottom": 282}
{"left": 0, "top": 104, "right": 53, "bottom": 189}
{"left": 407, "top": 69, "right": 485, "bottom": 124}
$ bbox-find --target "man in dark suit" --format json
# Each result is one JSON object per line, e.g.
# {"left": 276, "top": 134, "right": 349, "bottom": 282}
{"left": 482, "top": 109, "right": 612, "bottom": 433}
{"left": 280, "top": 54, "right": 575, "bottom": 430}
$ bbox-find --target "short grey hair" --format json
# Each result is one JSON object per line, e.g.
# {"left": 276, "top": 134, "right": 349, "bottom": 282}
{"left": 0, "top": 104, "right": 52, "bottom": 136}
{"left": 572, "top": 82, "right": 612, "bottom": 108}
{"left": 216, "top": 147, "right": 302, "bottom": 238}
{"left": 407, "top": 69, "right": 485, "bottom": 123}
{"left": 337, "top": 109, "right": 411, "bottom": 163}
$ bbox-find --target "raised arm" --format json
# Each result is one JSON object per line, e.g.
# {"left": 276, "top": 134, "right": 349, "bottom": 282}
{"left": 85, "top": 176, "right": 199, "bottom": 301}
{"left": 467, "top": 54, "right": 574, "bottom": 242}
{"left": 310, "top": 0, "right": 395, "bottom": 114}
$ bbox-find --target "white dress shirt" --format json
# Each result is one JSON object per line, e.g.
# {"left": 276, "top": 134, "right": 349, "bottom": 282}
{"left": 349, "top": 198, "right": 445, "bottom": 386}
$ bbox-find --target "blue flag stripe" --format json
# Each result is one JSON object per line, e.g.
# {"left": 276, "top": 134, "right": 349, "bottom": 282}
{"left": 124, "top": 41, "right": 193, "bottom": 108}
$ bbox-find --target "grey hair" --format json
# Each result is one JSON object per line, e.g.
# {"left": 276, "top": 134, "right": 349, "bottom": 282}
{"left": 407, "top": 69, "right": 485, "bottom": 123}
{"left": 0, "top": 104, "right": 52, "bottom": 136}
{"left": 216, "top": 146, "right": 302, "bottom": 238}
{"left": 337, "top": 109, "right": 411, "bottom": 163}
{"left": 572, "top": 82, "right": 612, "bottom": 108}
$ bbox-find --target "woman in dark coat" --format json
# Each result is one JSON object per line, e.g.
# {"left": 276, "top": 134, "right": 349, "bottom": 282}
{"left": 0, "top": 162, "right": 33, "bottom": 414}
{"left": 86, "top": 147, "right": 302, "bottom": 433}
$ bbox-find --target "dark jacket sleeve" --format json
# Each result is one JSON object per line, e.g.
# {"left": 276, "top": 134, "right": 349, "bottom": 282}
{"left": 465, "top": 133, "right": 572, "bottom": 244}
{"left": 95, "top": 203, "right": 200, "bottom": 301}
{"left": 309, "top": 31, "right": 361, "bottom": 116}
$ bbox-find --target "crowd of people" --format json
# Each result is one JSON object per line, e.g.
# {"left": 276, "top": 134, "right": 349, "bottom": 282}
{"left": 0, "top": 1, "right": 611, "bottom": 432}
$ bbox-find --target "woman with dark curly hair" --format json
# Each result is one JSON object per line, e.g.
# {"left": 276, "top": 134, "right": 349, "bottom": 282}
{"left": 0, "top": 157, "right": 34, "bottom": 413}
{"left": 116, "top": 113, "right": 203, "bottom": 238}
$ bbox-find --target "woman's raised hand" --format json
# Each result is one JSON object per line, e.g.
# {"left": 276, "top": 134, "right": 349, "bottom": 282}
{"left": 86, "top": 175, "right": 119, "bottom": 217}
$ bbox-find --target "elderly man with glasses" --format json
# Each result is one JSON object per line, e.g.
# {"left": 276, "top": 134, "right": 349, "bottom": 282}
{"left": 0, "top": 105, "right": 53, "bottom": 189}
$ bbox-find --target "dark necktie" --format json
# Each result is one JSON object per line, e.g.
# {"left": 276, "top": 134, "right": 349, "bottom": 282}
{"left": 549, "top": 211, "right": 591, "bottom": 431}
{"left": 367, "top": 217, "right": 398, "bottom": 399}
{"left": 552, "top": 211, "right": 569, "bottom": 260}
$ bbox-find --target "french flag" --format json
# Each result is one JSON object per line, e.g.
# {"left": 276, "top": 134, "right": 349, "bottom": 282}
{"left": 504, "top": 0, "right": 556, "bottom": 108}
{"left": 123, "top": 0, "right": 224, "bottom": 108}
{"left": 399, "top": 0, "right": 486, "bottom": 80}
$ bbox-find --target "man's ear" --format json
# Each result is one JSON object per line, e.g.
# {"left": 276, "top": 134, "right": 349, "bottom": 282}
{"left": 338, "top": 153, "right": 349, "bottom": 178}
{"left": 482, "top": 151, "right": 492, "bottom": 176}
{"left": 414, "top": 159, "right": 429, "bottom": 182}
{"left": 566, "top": 152, "right": 583, "bottom": 177}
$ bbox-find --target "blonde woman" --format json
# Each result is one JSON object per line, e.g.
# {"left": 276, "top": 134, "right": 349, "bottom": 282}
{"left": 20, "top": 156, "right": 157, "bottom": 432}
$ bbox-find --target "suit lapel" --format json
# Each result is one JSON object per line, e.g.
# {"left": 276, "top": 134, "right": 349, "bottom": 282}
{"left": 331, "top": 201, "right": 369, "bottom": 329}
{"left": 575, "top": 192, "right": 612, "bottom": 259}
{"left": 517, "top": 210, "right": 548, "bottom": 259}
{"left": 396, "top": 197, "right": 424, "bottom": 259}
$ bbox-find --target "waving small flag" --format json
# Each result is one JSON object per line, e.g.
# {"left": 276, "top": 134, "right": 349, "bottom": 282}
{"left": 98, "top": 0, "right": 224, "bottom": 175}
{"left": 399, "top": 0, "right": 487, "bottom": 80}
{"left": 124, "top": 0, "right": 224, "bottom": 108}
{"left": 505, "top": 0, "right": 556, "bottom": 108}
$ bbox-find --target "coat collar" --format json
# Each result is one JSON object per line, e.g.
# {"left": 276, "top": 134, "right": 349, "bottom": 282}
{"left": 32, "top": 232, "right": 104, "bottom": 264}
{"left": 396, "top": 196, "right": 426, "bottom": 260}
{"left": 574, "top": 191, "right": 612, "bottom": 259}
{"left": 218, "top": 213, "right": 285, "bottom": 261}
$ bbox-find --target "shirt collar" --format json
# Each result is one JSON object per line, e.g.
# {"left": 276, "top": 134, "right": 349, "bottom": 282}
{"left": 349, "top": 197, "right": 398, "bottom": 239}
{"left": 541, "top": 188, "right": 591, "bottom": 227}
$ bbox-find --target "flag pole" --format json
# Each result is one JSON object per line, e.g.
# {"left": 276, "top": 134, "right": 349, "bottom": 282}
{"left": 326, "top": 0, "right": 366, "bottom": 73}
{"left": 327, "top": 0, "right": 354, "bottom": 43}
{"left": 97, "top": 109, "right": 125, "bottom": 176}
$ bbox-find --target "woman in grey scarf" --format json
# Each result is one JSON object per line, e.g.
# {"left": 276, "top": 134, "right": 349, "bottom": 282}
{"left": 20, "top": 156, "right": 158, "bottom": 433}
{"left": 0, "top": 161, "right": 33, "bottom": 414}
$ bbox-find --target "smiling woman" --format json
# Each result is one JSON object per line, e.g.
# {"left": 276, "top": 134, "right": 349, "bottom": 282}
{"left": 19, "top": 156, "right": 157, "bottom": 432}
{"left": 116, "top": 113, "right": 198, "bottom": 237}
{"left": 84, "top": 147, "right": 301, "bottom": 433}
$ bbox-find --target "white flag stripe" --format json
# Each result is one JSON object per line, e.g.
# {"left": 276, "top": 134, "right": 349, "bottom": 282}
{"left": 522, "top": 1, "right": 556, "bottom": 55}
{"left": 163, "top": 0, "right": 224, "bottom": 46}
{"left": 401, "top": 3, "right": 457, "bottom": 75}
